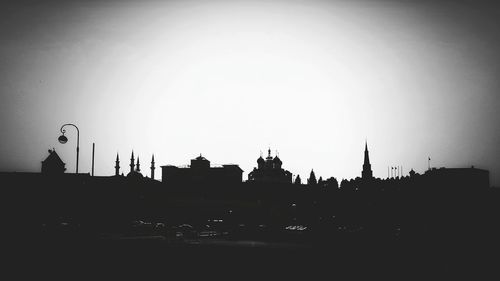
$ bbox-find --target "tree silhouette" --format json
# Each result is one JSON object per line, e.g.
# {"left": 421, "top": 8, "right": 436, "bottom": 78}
{"left": 308, "top": 169, "right": 317, "bottom": 185}
{"left": 294, "top": 175, "right": 302, "bottom": 185}
{"left": 326, "top": 177, "right": 339, "bottom": 189}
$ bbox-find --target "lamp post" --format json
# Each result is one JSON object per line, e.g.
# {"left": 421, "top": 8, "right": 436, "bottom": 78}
{"left": 58, "top": 123, "right": 79, "bottom": 174}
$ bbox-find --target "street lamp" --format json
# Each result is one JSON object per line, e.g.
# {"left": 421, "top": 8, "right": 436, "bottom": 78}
{"left": 59, "top": 123, "right": 79, "bottom": 174}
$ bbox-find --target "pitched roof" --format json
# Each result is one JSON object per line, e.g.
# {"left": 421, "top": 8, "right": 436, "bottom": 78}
{"left": 42, "top": 149, "right": 65, "bottom": 165}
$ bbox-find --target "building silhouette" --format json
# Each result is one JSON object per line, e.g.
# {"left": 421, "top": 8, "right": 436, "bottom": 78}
{"left": 41, "top": 149, "right": 66, "bottom": 174}
{"left": 362, "top": 141, "right": 373, "bottom": 180}
{"left": 422, "top": 166, "right": 490, "bottom": 191}
{"left": 115, "top": 152, "right": 156, "bottom": 179}
{"left": 247, "top": 149, "right": 292, "bottom": 183}
{"left": 161, "top": 154, "right": 243, "bottom": 185}
{"left": 126, "top": 151, "right": 143, "bottom": 180}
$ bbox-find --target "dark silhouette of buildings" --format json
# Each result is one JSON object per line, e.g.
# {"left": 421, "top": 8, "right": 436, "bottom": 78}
{"left": 41, "top": 149, "right": 66, "bottom": 174}
{"left": 2, "top": 142, "right": 499, "bottom": 278}
{"left": 126, "top": 151, "right": 143, "bottom": 180}
{"left": 161, "top": 154, "right": 243, "bottom": 186}
{"left": 247, "top": 149, "right": 292, "bottom": 183}
{"left": 361, "top": 141, "right": 373, "bottom": 180}
{"left": 115, "top": 151, "right": 156, "bottom": 179}
{"left": 422, "top": 166, "right": 489, "bottom": 191}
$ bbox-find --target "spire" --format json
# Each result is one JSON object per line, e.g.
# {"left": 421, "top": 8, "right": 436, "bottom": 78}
{"left": 115, "top": 153, "right": 120, "bottom": 176}
{"left": 362, "top": 141, "right": 373, "bottom": 179}
{"left": 151, "top": 154, "right": 155, "bottom": 180}
{"left": 130, "top": 151, "right": 135, "bottom": 173}
{"left": 268, "top": 148, "right": 271, "bottom": 158}
{"left": 136, "top": 156, "right": 140, "bottom": 172}
{"left": 364, "top": 141, "right": 370, "bottom": 165}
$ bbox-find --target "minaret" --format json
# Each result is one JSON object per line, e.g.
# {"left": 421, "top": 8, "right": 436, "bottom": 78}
{"left": 136, "top": 156, "right": 140, "bottom": 172}
{"left": 115, "top": 153, "right": 120, "bottom": 176}
{"left": 362, "top": 141, "right": 373, "bottom": 179}
{"left": 130, "top": 151, "right": 135, "bottom": 173}
{"left": 150, "top": 154, "right": 155, "bottom": 180}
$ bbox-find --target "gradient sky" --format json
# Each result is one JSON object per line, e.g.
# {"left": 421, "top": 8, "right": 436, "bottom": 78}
{"left": 1, "top": 0, "right": 499, "bottom": 185}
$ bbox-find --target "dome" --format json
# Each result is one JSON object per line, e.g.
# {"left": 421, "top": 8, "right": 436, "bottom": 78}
{"left": 257, "top": 156, "right": 265, "bottom": 163}
{"left": 195, "top": 155, "right": 208, "bottom": 161}
{"left": 273, "top": 156, "right": 282, "bottom": 164}
{"left": 126, "top": 170, "right": 144, "bottom": 180}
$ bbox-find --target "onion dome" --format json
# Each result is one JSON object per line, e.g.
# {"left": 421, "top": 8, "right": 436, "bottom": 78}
{"left": 273, "top": 156, "right": 282, "bottom": 165}
{"left": 257, "top": 156, "right": 265, "bottom": 164}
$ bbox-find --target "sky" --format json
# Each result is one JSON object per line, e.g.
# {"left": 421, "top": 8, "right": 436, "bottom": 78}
{"left": 1, "top": 0, "right": 499, "bottom": 186}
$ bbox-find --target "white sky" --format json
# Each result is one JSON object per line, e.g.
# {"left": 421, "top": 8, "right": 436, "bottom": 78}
{"left": 1, "top": 0, "right": 499, "bottom": 185}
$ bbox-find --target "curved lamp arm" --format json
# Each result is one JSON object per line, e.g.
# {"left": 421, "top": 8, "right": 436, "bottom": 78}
{"left": 59, "top": 123, "right": 80, "bottom": 174}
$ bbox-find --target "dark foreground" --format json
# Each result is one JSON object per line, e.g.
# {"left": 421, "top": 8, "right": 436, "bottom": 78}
{"left": 3, "top": 233, "right": 499, "bottom": 280}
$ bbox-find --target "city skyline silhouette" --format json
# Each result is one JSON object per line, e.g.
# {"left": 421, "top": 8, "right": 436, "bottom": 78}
{"left": 0, "top": 139, "right": 494, "bottom": 278}
{"left": 1, "top": 0, "right": 499, "bottom": 187}
{"left": 1, "top": 0, "right": 500, "bottom": 277}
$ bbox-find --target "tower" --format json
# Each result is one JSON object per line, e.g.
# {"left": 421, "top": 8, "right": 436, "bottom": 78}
{"left": 362, "top": 141, "right": 373, "bottom": 179}
{"left": 130, "top": 151, "right": 135, "bottom": 173}
{"left": 136, "top": 156, "right": 140, "bottom": 172}
{"left": 151, "top": 154, "right": 155, "bottom": 180}
{"left": 115, "top": 153, "right": 120, "bottom": 176}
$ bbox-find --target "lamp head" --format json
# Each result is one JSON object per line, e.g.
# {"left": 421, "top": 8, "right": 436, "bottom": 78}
{"left": 58, "top": 134, "right": 68, "bottom": 144}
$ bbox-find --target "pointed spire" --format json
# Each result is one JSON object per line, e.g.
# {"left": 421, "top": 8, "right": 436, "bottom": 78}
{"left": 129, "top": 150, "right": 135, "bottom": 173}
{"left": 363, "top": 141, "right": 370, "bottom": 165}
{"left": 151, "top": 154, "right": 155, "bottom": 180}
{"left": 136, "top": 156, "right": 140, "bottom": 172}
{"left": 362, "top": 141, "right": 373, "bottom": 179}
{"left": 268, "top": 148, "right": 271, "bottom": 157}
{"left": 115, "top": 152, "right": 120, "bottom": 176}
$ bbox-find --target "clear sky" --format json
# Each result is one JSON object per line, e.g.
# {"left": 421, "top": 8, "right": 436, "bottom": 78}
{"left": 1, "top": 0, "right": 499, "bottom": 185}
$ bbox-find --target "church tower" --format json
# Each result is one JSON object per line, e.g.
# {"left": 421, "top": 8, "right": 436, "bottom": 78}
{"left": 150, "top": 154, "right": 155, "bottom": 180}
{"left": 115, "top": 153, "right": 120, "bottom": 176}
{"left": 130, "top": 151, "right": 135, "bottom": 173}
{"left": 362, "top": 141, "right": 373, "bottom": 179}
